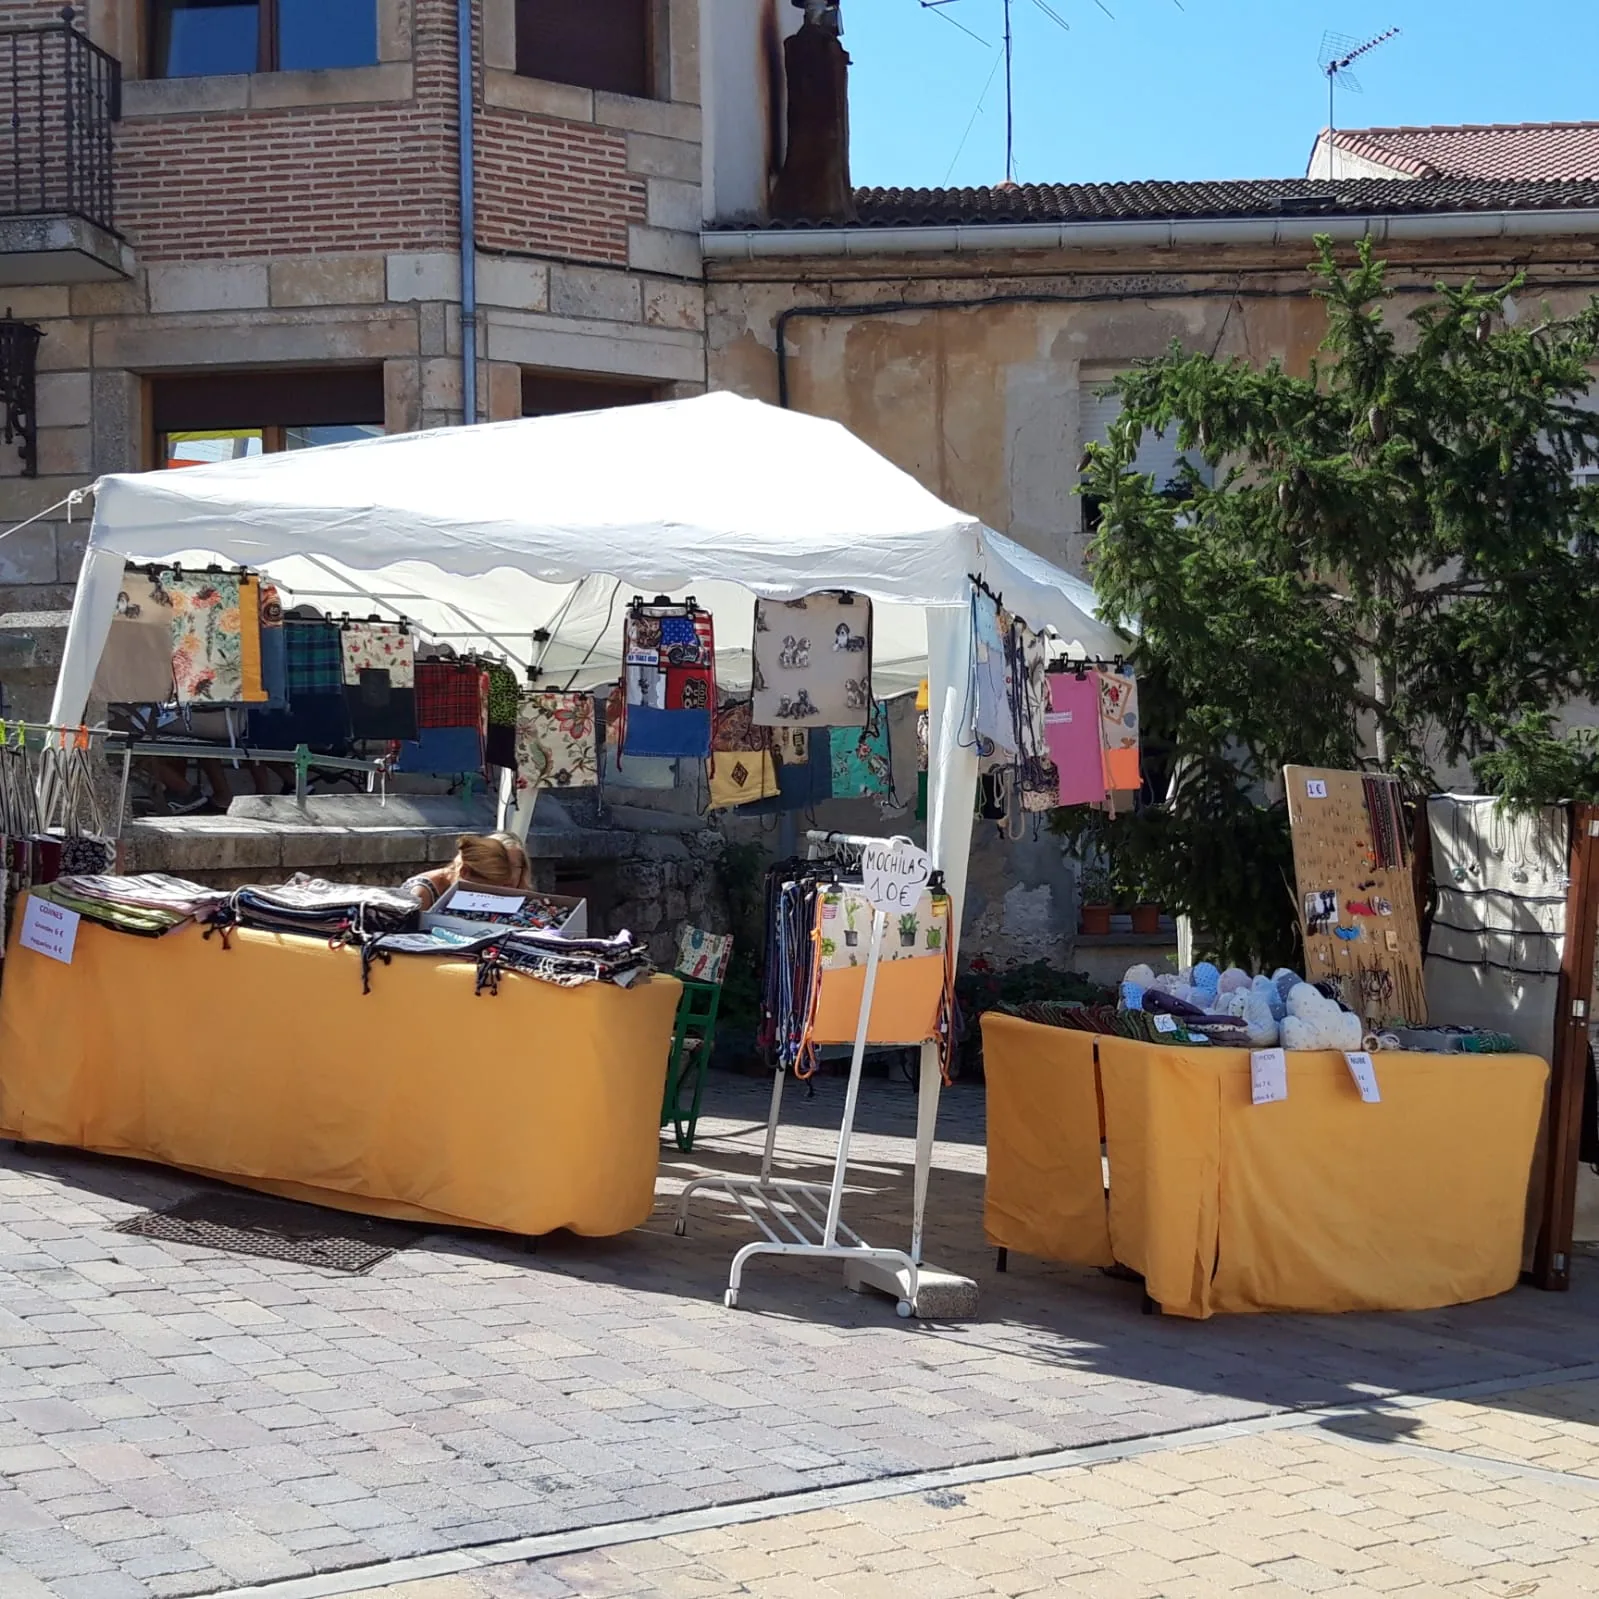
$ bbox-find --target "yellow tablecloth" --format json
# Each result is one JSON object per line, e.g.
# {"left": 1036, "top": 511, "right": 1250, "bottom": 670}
{"left": 984, "top": 1019, "right": 1548, "bottom": 1318}
{"left": 981, "top": 1014, "right": 1112, "bottom": 1267}
{"left": 0, "top": 916, "right": 681, "bottom": 1237}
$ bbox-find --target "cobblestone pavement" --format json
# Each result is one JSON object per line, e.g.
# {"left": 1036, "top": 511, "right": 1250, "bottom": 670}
{"left": 1, "top": 1068, "right": 1596, "bottom": 1598}
{"left": 337, "top": 1376, "right": 1599, "bottom": 1599}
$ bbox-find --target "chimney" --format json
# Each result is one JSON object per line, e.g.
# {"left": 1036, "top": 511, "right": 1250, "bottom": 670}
{"left": 770, "top": 1, "right": 856, "bottom": 224}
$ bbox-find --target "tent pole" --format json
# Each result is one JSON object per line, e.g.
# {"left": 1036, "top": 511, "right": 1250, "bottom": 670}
{"left": 909, "top": 603, "right": 979, "bottom": 1266}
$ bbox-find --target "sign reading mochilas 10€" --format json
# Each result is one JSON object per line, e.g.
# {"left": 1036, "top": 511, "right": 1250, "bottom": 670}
{"left": 860, "top": 837, "right": 932, "bottom": 916}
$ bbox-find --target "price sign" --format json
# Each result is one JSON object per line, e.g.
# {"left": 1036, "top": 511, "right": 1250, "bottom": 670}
{"left": 20, "top": 894, "right": 78, "bottom": 965}
{"left": 1250, "top": 1047, "right": 1288, "bottom": 1105}
{"left": 1306, "top": 779, "right": 1328, "bottom": 799}
{"left": 449, "top": 890, "right": 525, "bottom": 915}
{"left": 1152, "top": 1012, "right": 1179, "bottom": 1035}
{"left": 1343, "top": 1050, "right": 1382, "bottom": 1104}
{"left": 859, "top": 837, "right": 932, "bottom": 916}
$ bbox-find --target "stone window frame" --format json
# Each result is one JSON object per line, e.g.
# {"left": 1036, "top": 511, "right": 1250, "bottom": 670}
{"left": 89, "top": 0, "right": 413, "bottom": 116}
{"left": 483, "top": 0, "right": 685, "bottom": 129}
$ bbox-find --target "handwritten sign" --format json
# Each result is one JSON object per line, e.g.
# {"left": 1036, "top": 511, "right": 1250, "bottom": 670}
{"left": 448, "top": 890, "right": 526, "bottom": 915}
{"left": 1152, "top": 1012, "right": 1179, "bottom": 1034}
{"left": 1306, "top": 779, "right": 1329, "bottom": 799}
{"left": 20, "top": 894, "right": 78, "bottom": 964}
{"left": 860, "top": 837, "right": 932, "bottom": 916}
{"left": 1343, "top": 1050, "right": 1382, "bottom": 1104}
{"left": 1250, "top": 1047, "right": 1288, "bottom": 1105}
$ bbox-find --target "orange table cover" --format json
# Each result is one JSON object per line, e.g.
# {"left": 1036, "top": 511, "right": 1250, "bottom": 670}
{"left": 981, "top": 1013, "right": 1112, "bottom": 1267}
{"left": 984, "top": 1018, "right": 1548, "bottom": 1318}
{"left": 0, "top": 917, "right": 680, "bottom": 1237}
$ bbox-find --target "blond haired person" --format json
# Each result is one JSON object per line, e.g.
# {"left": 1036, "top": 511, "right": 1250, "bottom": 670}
{"left": 401, "top": 832, "right": 532, "bottom": 911}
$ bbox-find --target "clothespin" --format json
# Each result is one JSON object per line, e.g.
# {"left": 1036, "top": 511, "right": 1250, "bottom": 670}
{"left": 74, "top": 725, "right": 90, "bottom": 752}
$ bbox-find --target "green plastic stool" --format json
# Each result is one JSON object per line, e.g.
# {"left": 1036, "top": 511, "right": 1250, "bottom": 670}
{"left": 661, "top": 977, "right": 721, "bottom": 1153}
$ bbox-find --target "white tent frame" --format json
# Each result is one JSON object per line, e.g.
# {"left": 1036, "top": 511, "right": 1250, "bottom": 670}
{"left": 46, "top": 392, "right": 1124, "bottom": 1315}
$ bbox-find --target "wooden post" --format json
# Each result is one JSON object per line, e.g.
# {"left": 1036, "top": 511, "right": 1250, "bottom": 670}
{"left": 1534, "top": 802, "right": 1599, "bottom": 1290}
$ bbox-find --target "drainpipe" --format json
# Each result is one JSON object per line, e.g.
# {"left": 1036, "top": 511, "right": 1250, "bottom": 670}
{"left": 457, "top": 0, "right": 478, "bottom": 425}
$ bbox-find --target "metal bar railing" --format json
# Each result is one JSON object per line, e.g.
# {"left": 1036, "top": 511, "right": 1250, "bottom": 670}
{"left": 0, "top": 13, "right": 120, "bottom": 233}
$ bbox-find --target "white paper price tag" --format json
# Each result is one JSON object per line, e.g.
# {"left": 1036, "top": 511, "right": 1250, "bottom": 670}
{"left": 448, "top": 890, "right": 525, "bottom": 915}
{"left": 859, "top": 838, "right": 932, "bottom": 916}
{"left": 1152, "top": 1012, "right": 1179, "bottom": 1034}
{"left": 1343, "top": 1050, "right": 1382, "bottom": 1104}
{"left": 1250, "top": 1047, "right": 1288, "bottom": 1105}
{"left": 1306, "top": 779, "right": 1328, "bottom": 799}
{"left": 20, "top": 894, "right": 78, "bottom": 964}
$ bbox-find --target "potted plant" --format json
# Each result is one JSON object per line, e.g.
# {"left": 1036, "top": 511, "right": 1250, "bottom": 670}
{"left": 1078, "top": 864, "right": 1113, "bottom": 936}
{"left": 898, "top": 912, "right": 919, "bottom": 948}
{"left": 925, "top": 922, "right": 943, "bottom": 952}
{"left": 844, "top": 897, "right": 859, "bottom": 948}
{"left": 819, "top": 935, "right": 837, "bottom": 960}
{"left": 1131, "top": 900, "right": 1163, "bottom": 935}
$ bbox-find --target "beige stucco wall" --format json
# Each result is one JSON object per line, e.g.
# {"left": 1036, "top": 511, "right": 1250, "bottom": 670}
{"left": 707, "top": 239, "right": 1599, "bottom": 576}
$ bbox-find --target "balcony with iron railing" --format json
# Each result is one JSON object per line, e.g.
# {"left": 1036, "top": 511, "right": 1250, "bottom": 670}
{"left": 0, "top": 8, "right": 129, "bottom": 284}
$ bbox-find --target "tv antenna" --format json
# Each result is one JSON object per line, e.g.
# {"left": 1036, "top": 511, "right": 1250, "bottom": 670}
{"left": 920, "top": 0, "right": 1077, "bottom": 185}
{"left": 1318, "top": 27, "right": 1399, "bottom": 135}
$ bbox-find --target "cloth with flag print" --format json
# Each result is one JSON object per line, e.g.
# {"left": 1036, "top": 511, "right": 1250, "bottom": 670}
{"left": 620, "top": 603, "right": 715, "bottom": 760}
{"left": 709, "top": 698, "right": 778, "bottom": 808}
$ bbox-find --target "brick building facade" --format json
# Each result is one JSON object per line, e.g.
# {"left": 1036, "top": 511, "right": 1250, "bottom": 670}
{"left": 0, "top": 0, "right": 710, "bottom": 612}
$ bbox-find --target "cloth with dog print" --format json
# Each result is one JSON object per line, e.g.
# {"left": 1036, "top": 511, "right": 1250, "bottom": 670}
{"left": 751, "top": 593, "right": 872, "bottom": 728}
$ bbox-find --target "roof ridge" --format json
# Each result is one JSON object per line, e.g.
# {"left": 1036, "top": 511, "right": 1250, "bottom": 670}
{"left": 1334, "top": 119, "right": 1599, "bottom": 137}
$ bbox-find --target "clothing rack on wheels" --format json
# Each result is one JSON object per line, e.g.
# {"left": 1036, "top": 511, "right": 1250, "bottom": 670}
{"left": 675, "top": 828, "right": 937, "bottom": 1316}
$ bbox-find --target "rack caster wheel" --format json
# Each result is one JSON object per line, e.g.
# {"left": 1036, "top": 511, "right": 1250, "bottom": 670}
{"left": 896, "top": 1300, "right": 913, "bottom": 1318}
{"left": 724, "top": 1289, "right": 739, "bottom": 1309}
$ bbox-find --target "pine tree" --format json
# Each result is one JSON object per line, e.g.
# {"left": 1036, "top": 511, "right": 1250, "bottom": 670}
{"left": 1066, "top": 237, "right": 1599, "bottom": 967}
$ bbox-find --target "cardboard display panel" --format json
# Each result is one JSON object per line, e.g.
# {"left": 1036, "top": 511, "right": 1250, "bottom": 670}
{"left": 1284, "top": 764, "right": 1427, "bottom": 1025}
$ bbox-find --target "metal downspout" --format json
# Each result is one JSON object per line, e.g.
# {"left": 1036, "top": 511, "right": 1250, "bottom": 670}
{"left": 457, "top": 0, "right": 478, "bottom": 425}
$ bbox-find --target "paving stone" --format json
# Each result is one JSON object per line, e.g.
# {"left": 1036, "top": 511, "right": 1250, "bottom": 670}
{"left": 2, "top": 1080, "right": 1598, "bottom": 1598}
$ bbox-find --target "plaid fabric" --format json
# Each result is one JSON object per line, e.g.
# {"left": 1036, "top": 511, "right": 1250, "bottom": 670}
{"left": 285, "top": 620, "right": 343, "bottom": 696}
{"left": 415, "top": 661, "right": 486, "bottom": 729}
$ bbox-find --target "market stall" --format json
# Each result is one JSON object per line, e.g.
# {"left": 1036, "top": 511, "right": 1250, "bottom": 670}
{"left": 0, "top": 916, "right": 678, "bottom": 1236}
{"left": 16, "top": 392, "right": 1122, "bottom": 1290}
{"left": 983, "top": 1014, "right": 1548, "bottom": 1317}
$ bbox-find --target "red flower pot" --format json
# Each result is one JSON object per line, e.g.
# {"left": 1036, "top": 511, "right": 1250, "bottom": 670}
{"left": 1130, "top": 903, "right": 1162, "bottom": 935}
{"left": 1079, "top": 904, "right": 1112, "bottom": 937}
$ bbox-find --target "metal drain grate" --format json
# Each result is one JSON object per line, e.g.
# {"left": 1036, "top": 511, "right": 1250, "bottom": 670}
{"left": 115, "top": 1190, "right": 416, "bottom": 1274}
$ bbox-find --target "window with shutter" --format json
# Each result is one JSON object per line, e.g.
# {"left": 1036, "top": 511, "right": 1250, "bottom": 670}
{"left": 1079, "top": 376, "right": 1214, "bottom": 533}
{"left": 514, "top": 0, "right": 652, "bottom": 98}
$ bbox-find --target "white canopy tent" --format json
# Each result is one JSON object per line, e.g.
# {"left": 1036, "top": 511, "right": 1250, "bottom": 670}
{"left": 49, "top": 390, "right": 1123, "bottom": 1304}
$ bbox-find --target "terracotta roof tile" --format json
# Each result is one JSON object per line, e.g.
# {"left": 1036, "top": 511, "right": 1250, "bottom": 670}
{"left": 761, "top": 178, "right": 1599, "bottom": 230}
{"left": 1325, "top": 122, "right": 1599, "bottom": 182}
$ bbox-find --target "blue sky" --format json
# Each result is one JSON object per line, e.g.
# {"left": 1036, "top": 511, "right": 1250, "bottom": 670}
{"left": 846, "top": 1, "right": 1599, "bottom": 190}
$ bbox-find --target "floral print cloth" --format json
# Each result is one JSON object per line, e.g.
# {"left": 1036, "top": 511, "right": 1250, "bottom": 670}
{"left": 340, "top": 623, "right": 415, "bottom": 688}
{"left": 165, "top": 573, "right": 244, "bottom": 705}
{"left": 339, "top": 623, "right": 417, "bottom": 742}
{"left": 676, "top": 925, "right": 733, "bottom": 984}
{"left": 516, "top": 690, "right": 598, "bottom": 791}
{"left": 752, "top": 593, "right": 872, "bottom": 727}
{"left": 829, "top": 703, "right": 893, "bottom": 798}
{"left": 816, "top": 886, "right": 951, "bottom": 969}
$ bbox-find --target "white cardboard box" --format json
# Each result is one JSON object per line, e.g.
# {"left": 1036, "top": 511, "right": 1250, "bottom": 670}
{"left": 421, "top": 880, "right": 589, "bottom": 940}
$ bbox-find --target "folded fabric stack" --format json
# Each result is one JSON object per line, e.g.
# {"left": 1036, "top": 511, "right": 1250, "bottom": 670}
{"left": 491, "top": 928, "right": 651, "bottom": 989}
{"left": 361, "top": 924, "right": 650, "bottom": 989}
{"left": 31, "top": 872, "right": 228, "bottom": 937}
{"left": 217, "top": 875, "right": 420, "bottom": 941}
